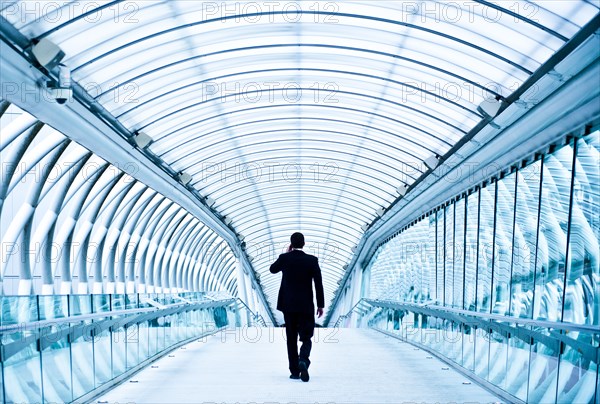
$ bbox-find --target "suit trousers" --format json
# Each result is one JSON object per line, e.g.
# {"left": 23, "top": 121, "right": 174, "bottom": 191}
{"left": 283, "top": 311, "right": 315, "bottom": 374}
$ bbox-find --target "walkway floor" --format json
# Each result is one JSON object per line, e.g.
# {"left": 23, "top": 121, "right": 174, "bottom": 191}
{"left": 97, "top": 327, "right": 501, "bottom": 403}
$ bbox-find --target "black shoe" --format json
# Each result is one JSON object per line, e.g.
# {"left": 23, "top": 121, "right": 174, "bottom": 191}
{"left": 289, "top": 374, "right": 300, "bottom": 380}
{"left": 299, "top": 361, "right": 309, "bottom": 382}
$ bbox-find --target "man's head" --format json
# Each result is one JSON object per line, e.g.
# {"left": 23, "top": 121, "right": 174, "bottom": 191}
{"left": 290, "top": 232, "right": 305, "bottom": 249}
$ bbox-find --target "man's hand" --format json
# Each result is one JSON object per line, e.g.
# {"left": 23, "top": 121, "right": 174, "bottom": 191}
{"left": 316, "top": 307, "right": 324, "bottom": 318}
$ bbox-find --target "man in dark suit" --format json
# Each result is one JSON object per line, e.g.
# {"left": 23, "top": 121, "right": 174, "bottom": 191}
{"left": 270, "top": 232, "right": 325, "bottom": 382}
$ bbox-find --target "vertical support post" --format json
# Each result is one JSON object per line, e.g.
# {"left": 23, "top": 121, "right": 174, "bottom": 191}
{"left": 236, "top": 259, "right": 251, "bottom": 325}
{"left": 236, "top": 259, "right": 248, "bottom": 303}
{"left": 351, "top": 265, "right": 364, "bottom": 326}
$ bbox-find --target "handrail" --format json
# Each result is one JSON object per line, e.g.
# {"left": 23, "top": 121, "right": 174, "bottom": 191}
{"left": 333, "top": 299, "right": 374, "bottom": 327}
{"left": 0, "top": 305, "right": 171, "bottom": 334}
{"left": 0, "top": 298, "right": 239, "bottom": 334}
{"left": 363, "top": 299, "right": 600, "bottom": 334}
{"left": 0, "top": 296, "right": 267, "bottom": 337}
{"left": 335, "top": 298, "right": 600, "bottom": 334}
{"left": 236, "top": 298, "right": 268, "bottom": 327}
{"left": 336, "top": 298, "right": 599, "bottom": 365}
{"left": 0, "top": 298, "right": 237, "bottom": 362}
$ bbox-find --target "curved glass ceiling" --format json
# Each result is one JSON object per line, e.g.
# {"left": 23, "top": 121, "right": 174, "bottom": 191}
{"left": 2, "top": 0, "right": 598, "bottom": 316}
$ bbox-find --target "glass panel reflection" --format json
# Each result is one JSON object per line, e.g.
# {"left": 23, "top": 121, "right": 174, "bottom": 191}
{"left": 510, "top": 162, "right": 542, "bottom": 320}
{"left": 567, "top": 133, "right": 599, "bottom": 327}
{"left": 492, "top": 173, "right": 516, "bottom": 316}
{"left": 363, "top": 131, "right": 600, "bottom": 401}
{"left": 1, "top": 293, "right": 236, "bottom": 403}
{"left": 477, "top": 184, "right": 496, "bottom": 313}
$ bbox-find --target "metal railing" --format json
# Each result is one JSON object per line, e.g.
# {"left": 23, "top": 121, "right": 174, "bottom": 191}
{"left": 333, "top": 298, "right": 599, "bottom": 404}
{"left": 235, "top": 298, "right": 268, "bottom": 327}
{"left": 0, "top": 292, "right": 242, "bottom": 404}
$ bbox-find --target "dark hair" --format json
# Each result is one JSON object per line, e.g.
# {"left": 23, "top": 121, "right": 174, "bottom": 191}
{"left": 290, "top": 232, "right": 305, "bottom": 249}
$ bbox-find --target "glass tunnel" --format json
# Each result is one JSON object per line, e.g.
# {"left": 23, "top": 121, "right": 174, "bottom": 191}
{"left": 0, "top": 1, "right": 599, "bottom": 403}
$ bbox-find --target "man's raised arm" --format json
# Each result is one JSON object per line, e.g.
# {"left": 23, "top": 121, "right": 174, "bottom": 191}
{"left": 270, "top": 254, "right": 284, "bottom": 274}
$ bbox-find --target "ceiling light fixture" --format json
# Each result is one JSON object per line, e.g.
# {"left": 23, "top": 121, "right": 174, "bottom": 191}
{"left": 477, "top": 95, "right": 503, "bottom": 119}
{"left": 397, "top": 184, "right": 408, "bottom": 197}
{"left": 133, "top": 131, "right": 153, "bottom": 149}
{"left": 424, "top": 155, "right": 440, "bottom": 170}
{"left": 31, "top": 38, "right": 65, "bottom": 69}
{"left": 177, "top": 172, "right": 193, "bottom": 185}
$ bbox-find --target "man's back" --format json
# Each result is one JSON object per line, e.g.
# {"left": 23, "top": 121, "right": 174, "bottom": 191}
{"left": 270, "top": 250, "right": 325, "bottom": 314}
{"left": 271, "top": 233, "right": 324, "bottom": 382}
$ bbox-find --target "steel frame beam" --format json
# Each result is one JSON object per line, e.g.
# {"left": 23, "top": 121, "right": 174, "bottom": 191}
{"left": 0, "top": 24, "right": 275, "bottom": 323}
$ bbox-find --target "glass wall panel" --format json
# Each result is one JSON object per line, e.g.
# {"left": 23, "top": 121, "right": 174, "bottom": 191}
{"left": 112, "top": 326, "right": 127, "bottom": 377}
{"left": 465, "top": 191, "right": 480, "bottom": 312}
{"left": 38, "top": 295, "right": 68, "bottom": 321}
{"left": 557, "top": 131, "right": 599, "bottom": 404}
{"left": 0, "top": 362, "right": 3, "bottom": 404}
{"left": 3, "top": 339, "right": 42, "bottom": 403}
{"left": 71, "top": 335, "right": 94, "bottom": 399}
{"left": 446, "top": 321, "right": 462, "bottom": 364}
{"left": 148, "top": 317, "right": 159, "bottom": 356}
{"left": 414, "top": 221, "right": 429, "bottom": 303}
{"left": 41, "top": 333, "right": 72, "bottom": 403}
{"left": 126, "top": 324, "right": 140, "bottom": 369}
{"left": 445, "top": 204, "right": 455, "bottom": 306}
{"left": 527, "top": 335, "right": 560, "bottom": 403}
{"left": 112, "top": 294, "right": 126, "bottom": 311}
{"left": 477, "top": 184, "right": 496, "bottom": 313}
{"left": 93, "top": 329, "right": 112, "bottom": 387}
{"left": 400, "top": 228, "right": 411, "bottom": 302}
{"left": 1, "top": 296, "right": 38, "bottom": 325}
{"left": 505, "top": 334, "right": 531, "bottom": 401}
{"left": 139, "top": 321, "right": 150, "bottom": 361}
{"left": 566, "top": 132, "right": 599, "bottom": 326}
{"left": 556, "top": 335, "right": 598, "bottom": 403}
{"left": 492, "top": 173, "right": 516, "bottom": 315}
{"left": 90, "top": 294, "right": 113, "bottom": 387}
{"left": 67, "top": 294, "right": 95, "bottom": 399}
{"left": 473, "top": 327, "right": 490, "bottom": 380}
{"left": 534, "top": 146, "right": 574, "bottom": 322}
{"left": 461, "top": 323, "right": 476, "bottom": 371}
{"left": 487, "top": 329, "right": 508, "bottom": 389}
{"left": 427, "top": 215, "right": 437, "bottom": 303}
{"left": 436, "top": 210, "right": 445, "bottom": 304}
{"left": 454, "top": 198, "right": 466, "bottom": 309}
{"left": 510, "top": 162, "right": 542, "bottom": 319}
{"left": 1, "top": 296, "right": 42, "bottom": 403}
{"left": 157, "top": 315, "right": 167, "bottom": 353}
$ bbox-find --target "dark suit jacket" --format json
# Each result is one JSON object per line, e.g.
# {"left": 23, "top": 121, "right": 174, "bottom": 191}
{"left": 270, "top": 250, "right": 325, "bottom": 314}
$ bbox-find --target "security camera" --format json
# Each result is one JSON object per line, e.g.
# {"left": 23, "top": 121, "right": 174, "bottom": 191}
{"left": 49, "top": 87, "right": 73, "bottom": 104}
{"left": 46, "top": 64, "right": 72, "bottom": 104}
{"left": 48, "top": 88, "right": 73, "bottom": 105}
